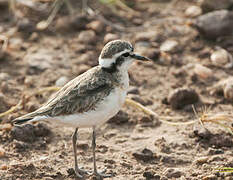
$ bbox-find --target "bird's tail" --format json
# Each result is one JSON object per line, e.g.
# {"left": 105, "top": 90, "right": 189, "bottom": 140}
{"left": 12, "top": 111, "right": 42, "bottom": 125}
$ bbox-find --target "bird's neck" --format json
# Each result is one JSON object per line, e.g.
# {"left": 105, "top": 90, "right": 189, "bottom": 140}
{"left": 113, "top": 68, "right": 129, "bottom": 90}
{"left": 101, "top": 65, "right": 129, "bottom": 90}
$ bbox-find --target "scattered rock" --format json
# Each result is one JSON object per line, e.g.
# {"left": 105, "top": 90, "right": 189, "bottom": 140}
{"left": 194, "top": 64, "right": 213, "bottom": 79}
{"left": 104, "top": 33, "right": 119, "bottom": 44}
{"left": 160, "top": 40, "right": 179, "bottom": 53}
{"left": 0, "top": 72, "right": 10, "bottom": 81}
{"left": 55, "top": 76, "right": 69, "bottom": 87}
{"left": 223, "top": 79, "right": 233, "bottom": 101}
{"left": 207, "top": 148, "right": 224, "bottom": 155}
{"left": 34, "top": 123, "right": 51, "bottom": 137}
{"left": 199, "top": 0, "right": 233, "bottom": 12}
{"left": 0, "top": 123, "right": 12, "bottom": 131}
{"left": 77, "top": 142, "right": 89, "bottom": 150}
{"left": 75, "top": 64, "right": 91, "bottom": 75}
{"left": 160, "top": 155, "right": 191, "bottom": 165}
{"left": 12, "top": 140, "right": 30, "bottom": 152}
{"left": 0, "top": 93, "right": 9, "bottom": 113}
{"left": 108, "top": 110, "right": 129, "bottom": 124}
{"left": 194, "top": 156, "right": 209, "bottom": 165}
{"left": 202, "top": 174, "right": 218, "bottom": 180}
{"left": 143, "top": 171, "right": 160, "bottom": 180}
{"left": 78, "top": 30, "right": 96, "bottom": 44}
{"left": 76, "top": 51, "right": 97, "bottom": 66}
{"left": 193, "top": 126, "right": 212, "bottom": 139}
{"left": 135, "top": 31, "right": 159, "bottom": 42}
{"left": 0, "top": 164, "right": 7, "bottom": 170}
{"left": 56, "top": 15, "right": 89, "bottom": 31}
{"left": 128, "top": 86, "right": 140, "bottom": 94}
{"left": 130, "top": 96, "right": 153, "bottom": 106}
{"left": 11, "top": 123, "right": 51, "bottom": 143}
{"left": 210, "top": 77, "right": 233, "bottom": 101}
{"left": 145, "top": 48, "right": 160, "bottom": 62}
{"left": 185, "top": 6, "right": 202, "bottom": 18}
{"left": 25, "top": 50, "right": 53, "bottom": 72}
{"left": 86, "top": 20, "right": 105, "bottom": 33}
{"left": 164, "top": 168, "right": 183, "bottom": 178}
{"left": 210, "top": 48, "right": 233, "bottom": 68}
{"left": 194, "top": 130, "right": 233, "bottom": 148}
{"left": 17, "top": 18, "right": 35, "bottom": 33}
{"left": 132, "top": 148, "right": 155, "bottom": 162}
{"left": 168, "top": 88, "right": 199, "bottom": 110}
{"left": 8, "top": 37, "right": 23, "bottom": 50}
{"left": 25, "top": 101, "right": 38, "bottom": 112}
{"left": 0, "top": 146, "right": 5, "bottom": 157}
{"left": 70, "top": 15, "right": 90, "bottom": 30}
{"left": 195, "top": 10, "right": 233, "bottom": 39}
{"left": 29, "top": 32, "right": 39, "bottom": 41}
{"left": 11, "top": 124, "right": 36, "bottom": 143}
{"left": 140, "top": 116, "right": 153, "bottom": 123}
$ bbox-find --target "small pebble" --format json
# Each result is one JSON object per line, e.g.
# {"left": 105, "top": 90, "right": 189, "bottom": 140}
{"left": 104, "top": 33, "right": 119, "bottom": 44}
{"left": 25, "top": 51, "right": 52, "bottom": 71}
{"left": 78, "top": 30, "right": 96, "bottom": 44}
{"left": 108, "top": 110, "right": 129, "bottom": 124}
{"left": 202, "top": 174, "right": 217, "bottom": 180}
{"left": 86, "top": 20, "right": 105, "bottom": 33}
{"left": 132, "top": 148, "right": 154, "bottom": 162}
{"left": 135, "top": 31, "right": 159, "bottom": 42}
{"left": 164, "top": 168, "right": 183, "bottom": 178}
{"left": 0, "top": 147, "right": 5, "bottom": 157}
{"left": 0, "top": 164, "right": 7, "bottom": 170}
{"left": 0, "top": 72, "right": 10, "bottom": 81}
{"left": 210, "top": 49, "right": 230, "bottom": 66}
{"left": 194, "top": 64, "right": 213, "bottom": 79}
{"left": 0, "top": 123, "right": 12, "bottom": 131}
{"left": 185, "top": 6, "right": 202, "bottom": 17}
{"left": 224, "top": 80, "right": 233, "bottom": 101}
{"left": 55, "top": 76, "right": 69, "bottom": 87}
{"left": 127, "top": 86, "right": 140, "bottom": 94}
{"left": 29, "top": 32, "right": 39, "bottom": 41}
{"left": 194, "top": 156, "right": 209, "bottom": 165}
{"left": 160, "top": 40, "right": 179, "bottom": 53}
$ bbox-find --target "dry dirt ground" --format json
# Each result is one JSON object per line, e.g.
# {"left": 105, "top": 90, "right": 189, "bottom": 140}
{"left": 0, "top": 0, "right": 233, "bottom": 180}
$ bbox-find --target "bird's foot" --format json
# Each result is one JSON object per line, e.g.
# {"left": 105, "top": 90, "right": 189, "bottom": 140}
{"left": 93, "top": 170, "right": 112, "bottom": 179}
{"left": 74, "top": 167, "right": 90, "bottom": 179}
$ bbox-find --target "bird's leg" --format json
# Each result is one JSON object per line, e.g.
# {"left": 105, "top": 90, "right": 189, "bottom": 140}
{"left": 72, "top": 128, "right": 89, "bottom": 178}
{"left": 92, "top": 126, "right": 112, "bottom": 178}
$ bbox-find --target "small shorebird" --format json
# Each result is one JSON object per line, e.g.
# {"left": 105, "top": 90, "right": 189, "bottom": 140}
{"left": 13, "top": 40, "right": 150, "bottom": 178}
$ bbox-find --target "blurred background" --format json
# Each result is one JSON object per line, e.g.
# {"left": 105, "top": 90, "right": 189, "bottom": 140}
{"left": 0, "top": 0, "right": 233, "bottom": 179}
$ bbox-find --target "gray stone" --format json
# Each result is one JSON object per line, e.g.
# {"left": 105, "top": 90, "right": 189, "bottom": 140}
{"left": 199, "top": 0, "right": 233, "bottom": 12}
{"left": 196, "top": 10, "right": 233, "bottom": 39}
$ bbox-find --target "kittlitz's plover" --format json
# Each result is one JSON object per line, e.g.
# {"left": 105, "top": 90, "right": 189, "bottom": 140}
{"left": 13, "top": 40, "right": 150, "bottom": 178}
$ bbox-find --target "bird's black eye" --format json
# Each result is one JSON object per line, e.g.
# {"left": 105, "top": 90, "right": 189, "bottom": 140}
{"left": 122, "top": 52, "right": 130, "bottom": 57}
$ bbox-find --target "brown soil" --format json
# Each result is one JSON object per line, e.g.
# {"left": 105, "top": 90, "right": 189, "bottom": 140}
{"left": 0, "top": 0, "right": 233, "bottom": 180}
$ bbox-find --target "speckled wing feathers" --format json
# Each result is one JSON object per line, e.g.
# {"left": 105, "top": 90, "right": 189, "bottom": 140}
{"left": 16, "top": 66, "right": 116, "bottom": 120}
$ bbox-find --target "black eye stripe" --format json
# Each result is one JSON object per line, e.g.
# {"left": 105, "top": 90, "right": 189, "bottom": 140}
{"left": 122, "top": 52, "right": 130, "bottom": 57}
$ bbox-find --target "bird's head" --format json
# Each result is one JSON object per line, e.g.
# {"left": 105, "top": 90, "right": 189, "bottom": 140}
{"left": 99, "top": 40, "right": 150, "bottom": 72}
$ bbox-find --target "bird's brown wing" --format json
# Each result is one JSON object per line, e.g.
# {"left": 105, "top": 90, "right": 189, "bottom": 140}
{"left": 13, "top": 66, "right": 115, "bottom": 123}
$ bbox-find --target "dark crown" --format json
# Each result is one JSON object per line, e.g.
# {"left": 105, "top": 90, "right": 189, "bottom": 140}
{"left": 100, "top": 40, "right": 133, "bottom": 59}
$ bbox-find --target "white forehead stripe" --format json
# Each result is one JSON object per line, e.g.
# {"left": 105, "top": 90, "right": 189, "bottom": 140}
{"left": 99, "top": 49, "right": 131, "bottom": 68}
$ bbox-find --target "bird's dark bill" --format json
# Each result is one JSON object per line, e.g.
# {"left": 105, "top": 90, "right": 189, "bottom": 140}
{"left": 131, "top": 54, "right": 150, "bottom": 61}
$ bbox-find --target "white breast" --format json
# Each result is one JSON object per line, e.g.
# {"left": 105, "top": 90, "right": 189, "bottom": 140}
{"left": 52, "top": 87, "right": 127, "bottom": 128}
